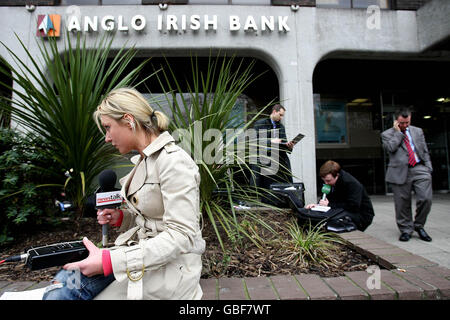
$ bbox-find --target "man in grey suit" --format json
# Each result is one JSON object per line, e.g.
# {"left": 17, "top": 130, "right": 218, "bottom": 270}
{"left": 381, "top": 107, "right": 433, "bottom": 242}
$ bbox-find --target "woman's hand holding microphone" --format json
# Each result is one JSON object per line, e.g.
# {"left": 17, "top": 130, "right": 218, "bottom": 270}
{"left": 97, "top": 208, "right": 121, "bottom": 226}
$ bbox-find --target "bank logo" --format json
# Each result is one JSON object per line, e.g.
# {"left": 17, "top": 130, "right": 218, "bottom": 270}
{"left": 37, "top": 14, "right": 61, "bottom": 37}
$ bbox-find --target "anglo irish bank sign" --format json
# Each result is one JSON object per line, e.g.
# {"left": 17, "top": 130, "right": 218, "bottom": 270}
{"left": 37, "top": 12, "right": 290, "bottom": 37}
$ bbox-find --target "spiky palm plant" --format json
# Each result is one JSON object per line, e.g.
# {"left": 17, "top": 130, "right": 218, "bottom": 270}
{"left": 0, "top": 33, "right": 151, "bottom": 215}
{"left": 285, "top": 220, "right": 344, "bottom": 267}
{"left": 155, "top": 55, "right": 286, "bottom": 250}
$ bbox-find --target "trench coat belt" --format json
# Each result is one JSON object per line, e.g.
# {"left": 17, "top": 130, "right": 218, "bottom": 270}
{"left": 123, "top": 245, "right": 144, "bottom": 300}
{"left": 114, "top": 215, "right": 159, "bottom": 247}
{"left": 112, "top": 214, "right": 160, "bottom": 299}
{"left": 114, "top": 226, "right": 140, "bottom": 247}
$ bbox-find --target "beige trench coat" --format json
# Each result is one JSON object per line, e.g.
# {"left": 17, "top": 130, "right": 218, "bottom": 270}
{"left": 95, "top": 131, "right": 205, "bottom": 300}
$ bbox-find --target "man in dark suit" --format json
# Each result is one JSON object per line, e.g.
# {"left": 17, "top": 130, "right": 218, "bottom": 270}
{"left": 306, "top": 160, "right": 374, "bottom": 231}
{"left": 381, "top": 107, "right": 433, "bottom": 242}
{"left": 251, "top": 104, "right": 294, "bottom": 205}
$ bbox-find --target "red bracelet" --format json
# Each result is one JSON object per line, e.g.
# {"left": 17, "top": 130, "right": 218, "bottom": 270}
{"left": 102, "top": 250, "right": 113, "bottom": 277}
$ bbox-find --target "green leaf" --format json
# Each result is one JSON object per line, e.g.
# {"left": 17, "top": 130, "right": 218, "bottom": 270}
{"left": 3, "top": 172, "right": 19, "bottom": 186}
{"left": 158, "top": 54, "right": 279, "bottom": 251}
{"left": 0, "top": 32, "right": 151, "bottom": 212}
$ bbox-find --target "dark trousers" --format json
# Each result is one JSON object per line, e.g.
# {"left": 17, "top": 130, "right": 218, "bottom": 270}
{"left": 391, "top": 163, "right": 432, "bottom": 234}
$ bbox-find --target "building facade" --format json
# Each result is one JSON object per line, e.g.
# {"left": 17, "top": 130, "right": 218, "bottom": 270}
{"left": 0, "top": 0, "right": 449, "bottom": 203}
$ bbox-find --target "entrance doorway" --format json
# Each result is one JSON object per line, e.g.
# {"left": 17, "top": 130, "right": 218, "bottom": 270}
{"left": 110, "top": 55, "right": 280, "bottom": 184}
{"left": 121, "top": 55, "right": 279, "bottom": 113}
{"left": 313, "top": 58, "right": 450, "bottom": 195}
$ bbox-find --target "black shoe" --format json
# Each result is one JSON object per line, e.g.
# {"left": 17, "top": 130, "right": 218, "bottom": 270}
{"left": 415, "top": 227, "right": 432, "bottom": 242}
{"left": 399, "top": 233, "right": 411, "bottom": 242}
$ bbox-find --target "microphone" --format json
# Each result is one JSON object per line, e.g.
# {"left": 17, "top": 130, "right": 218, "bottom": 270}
{"left": 321, "top": 184, "right": 331, "bottom": 201}
{"left": 99, "top": 169, "right": 117, "bottom": 192}
{"left": 95, "top": 170, "right": 122, "bottom": 247}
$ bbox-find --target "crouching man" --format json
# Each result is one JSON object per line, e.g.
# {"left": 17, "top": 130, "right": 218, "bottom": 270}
{"left": 306, "top": 160, "right": 374, "bottom": 231}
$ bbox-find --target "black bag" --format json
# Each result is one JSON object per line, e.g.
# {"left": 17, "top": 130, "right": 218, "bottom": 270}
{"left": 296, "top": 207, "right": 344, "bottom": 226}
{"left": 295, "top": 207, "right": 357, "bottom": 233}
{"left": 268, "top": 183, "right": 357, "bottom": 233}
{"left": 269, "top": 183, "right": 305, "bottom": 209}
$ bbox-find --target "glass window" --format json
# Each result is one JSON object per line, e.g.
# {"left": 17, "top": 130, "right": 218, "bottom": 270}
{"left": 102, "top": 0, "right": 141, "bottom": 4}
{"left": 316, "top": 0, "right": 389, "bottom": 9}
{"left": 314, "top": 94, "right": 349, "bottom": 144}
{"left": 142, "top": 0, "right": 188, "bottom": 4}
{"left": 188, "top": 0, "right": 228, "bottom": 4}
{"left": 316, "top": 0, "right": 351, "bottom": 8}
{"left": 190, "top": 0, "right": 273, "bottom": 3}
{"left": 353, "top": 0, "right": 389, "bottom": 9}
{"left": 232, "top": 0, "right": 270, "bottom": 4}
{"left": 60, "top": 0, "right": 100, "bottom": 5}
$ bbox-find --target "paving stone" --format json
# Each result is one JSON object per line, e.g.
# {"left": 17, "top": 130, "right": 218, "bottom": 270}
{"left": 351, "top": 238, "right": 396, "bottom": 250}
{"left": 423, "top": 265, "right": 450, "bottom": 280}
{"left": 405, "top": 267, "right": 450, "bottom": 298}
{"left": 392, "top": 269, "right": 439, "bottom": 300}
{"left": 346, "top": 244, "right": 398, "bottom": 268}
{"left": 323, "top": 276, "right": 369, "bottom": 300}
{"left": 0, "top": 281, "right": 36, "bottom": 295}
{"left": 218, "top": 277, "right": 247, "bottom": 300}
{"left": 369, "top": 247, "right": 413, "bottom": 257}
{"left": 269, "top": 275, "right": 308, "bottom": 300}
{"left": 379, "top": 254, "right": 438, "bottom": 268}
{"left": 337, "top": 231, "right": 370, "bottom": 240}
{"left": 294, "top": 274, "right": 337, "bottom": 300}
{"left": 379, "top": 270, "right": 424, "bottom": 300}
{"left": 345, "top": 271, "right": 396, "bottom": 300}
{"left": 348, "top": 239, "right": 397, "bottom": 264}
{"left": 244, "top": 277, "right": 278, "bottom": 300}
{"left": 28, "top": 281, "right": 50, "bottom": 290}
{"left": 0, "top": 281, "right": 10, "bottom": 289}
{"left": 200, "top": 278, "right": 218, "bottom": 300}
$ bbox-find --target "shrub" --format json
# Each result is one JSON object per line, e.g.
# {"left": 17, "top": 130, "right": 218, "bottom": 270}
{"left": 155, "top": 55, "right": 283, "bottom": 250}
{"left": 0, "top": 33, "right": 151, "bottom": 215}
{"left": 0, "top": 128, "right": 61, "bottom": 244}
{"left": 284, "top": 220, "right": 344, "bottom": 268}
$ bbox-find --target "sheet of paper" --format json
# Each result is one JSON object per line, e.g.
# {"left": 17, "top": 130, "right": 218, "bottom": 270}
{"left": 0, "top": 287, "right": 46, "bottom": 300}
{"left": 311, "top": 205, "right": 331, "bottom": 212}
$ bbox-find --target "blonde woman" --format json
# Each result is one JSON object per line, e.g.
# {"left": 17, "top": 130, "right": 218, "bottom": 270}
{"left": 43, "top": 87, "right": 205, "bottom": 300}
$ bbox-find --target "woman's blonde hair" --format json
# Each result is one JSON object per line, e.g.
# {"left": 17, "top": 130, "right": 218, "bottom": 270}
{"left": 93, "top": 87, "right": 169, "bottom": 134}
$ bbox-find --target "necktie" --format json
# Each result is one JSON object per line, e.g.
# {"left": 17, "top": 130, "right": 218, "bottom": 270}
{"left": 271, "top": 121, "right": 278, "bottom": 138}
{"left": 403, "top": 133, "right": 417, "bottom": 167}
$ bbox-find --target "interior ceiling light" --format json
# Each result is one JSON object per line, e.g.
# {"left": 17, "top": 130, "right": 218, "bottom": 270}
{"left": 351, "top": 98, "right": 369, "bottom": 103}
{"left": 436, "top": 97, "right": 450, "bottom": 103}
{"left": 423, "top": 115, "right": 432, "bottom": 119}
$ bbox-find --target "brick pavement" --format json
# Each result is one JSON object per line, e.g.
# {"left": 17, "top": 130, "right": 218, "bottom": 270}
{"left": 2, "top": 194, "right": 450, "bottom": 300}
{"left": 3, "top": 230, "right": 449, "bottom": 300}
{"left": 196, "top": 230, "right": 450, "bottom": 300}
